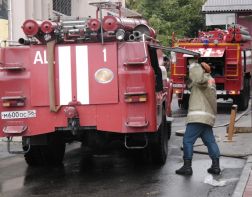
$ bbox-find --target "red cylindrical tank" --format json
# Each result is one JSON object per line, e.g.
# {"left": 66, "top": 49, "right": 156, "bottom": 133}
{"left": 102, "top": 15, "right": 147, "bottom": 32}
{"left": 227, "top": 27, "right": 234, "bottom": 34}
{"left": 225, "top": 34, "right": 234, "bottom": 42}
{"left": 41, "top": 20, "right": 58, "bottom": 34}
{"left": 87, "top": 18, "right": 101, "bottom": 32}
{"left": 234, "top": 27, "right": 250, "bottom": 35}
{"left": 235, "top": 34, "right": 251, "bottom": 42}
{"left": 22, "top": 19, "right": 42, "bottom": 37}
{"left": 198, "top": 31, "right": 205, "bottom": 37}
{"left": 134, "top": 24, "right": 156, "bottom": 38}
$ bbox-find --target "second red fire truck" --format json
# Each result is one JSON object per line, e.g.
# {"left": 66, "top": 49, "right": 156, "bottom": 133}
{"left": 171, "top": 27, "right": 252, "bottom": 111}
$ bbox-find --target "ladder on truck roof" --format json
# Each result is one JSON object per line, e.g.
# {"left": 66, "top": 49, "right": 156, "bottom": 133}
{"left": 89, "top": 0, "right": 142, "bottom": 18}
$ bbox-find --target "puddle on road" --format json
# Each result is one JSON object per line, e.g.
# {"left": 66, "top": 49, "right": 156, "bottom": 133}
{"left": 1, "top": 176, "right": 25, "bottom": 192}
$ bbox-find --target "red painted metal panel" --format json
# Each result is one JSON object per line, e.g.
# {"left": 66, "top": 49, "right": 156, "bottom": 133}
{"left": 116, "top": 42, "right": 157, "bottom": 133}
{"left": 0, "top": 41, "right": 161, "bottom": 137}
{"left": 30, "top": 43, "right": 119, "bottom": 106}
{"left": 96, "top": 105, "right": 123, "bottom": 132}
{"left": 183, "top": 48, "right": 225, "bottom": 57}
{"left": 88, "top": 42, "right": 118, "bottom": 104}
{"left": 30, "top": 45, "right": 50, "bottom": 106}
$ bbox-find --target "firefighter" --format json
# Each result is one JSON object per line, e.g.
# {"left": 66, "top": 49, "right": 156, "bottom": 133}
{"left": 162, "top": 56, "right": 169, "bottom": 68}
{"left": 162, "top": 55, "right": 170, "bottom": 77}
{"left": 175, "top": 59, "right": 221, "bottom": 176}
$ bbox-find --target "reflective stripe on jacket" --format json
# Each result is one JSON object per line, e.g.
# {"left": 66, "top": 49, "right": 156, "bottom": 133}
{"left": 186, "top": 62, "right": 217, "bottom": 127}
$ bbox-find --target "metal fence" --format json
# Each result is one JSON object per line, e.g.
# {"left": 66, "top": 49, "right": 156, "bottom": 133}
{"left": 53, "top": 0, "right": 71, "bottom": 16}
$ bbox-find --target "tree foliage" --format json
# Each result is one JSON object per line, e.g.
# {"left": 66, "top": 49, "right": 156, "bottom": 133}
{"left": 126, "top": 0, "right": 206, "bottom": 46}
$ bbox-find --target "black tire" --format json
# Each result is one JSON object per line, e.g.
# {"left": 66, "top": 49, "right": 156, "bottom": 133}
{"left": 167, "top": 122, "right": 172, "bottom": 140}
{"left": 42, "top": 133, "right": 65, "bottom": 165}
{"left": 23, "top": 133, "right": 65, "bottom": 166}
{"left": 23, "top": 145, "right": 43, "bottom": 166}
{"left": 178, "top": 95, "right": 189, "bottom": 110}
{"left": 127, "top": 149, "right": 150, "bottom": 164}
{"left": 149, "top": 108, "right": 169, "bottom": 165}
{"left": 234, "top": 78, "right": 250, "bottom": 111}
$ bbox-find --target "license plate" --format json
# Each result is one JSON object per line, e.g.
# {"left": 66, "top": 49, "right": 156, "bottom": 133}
{"left": 1, "top": 110, "right": 36, "bottom": 120}
{"left": 173, "top": 84, "right": 185, "bottom": 88}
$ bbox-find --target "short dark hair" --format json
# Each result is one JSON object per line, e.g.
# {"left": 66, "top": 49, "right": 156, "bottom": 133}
{"left": 163, "top": 56, "right": 168, "bottom": 61}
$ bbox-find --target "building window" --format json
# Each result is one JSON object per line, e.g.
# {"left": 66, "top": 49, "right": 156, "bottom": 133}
{"left": 53, "top": 0, "right": 71, "bottom": 16}
{"left": 0, "top": 0, "right": 8, "bottom": 19}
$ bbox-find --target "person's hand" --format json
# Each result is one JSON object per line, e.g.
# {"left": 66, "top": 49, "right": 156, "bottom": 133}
{"left": 201, "top": 62, "right": 211, "bottom": 73}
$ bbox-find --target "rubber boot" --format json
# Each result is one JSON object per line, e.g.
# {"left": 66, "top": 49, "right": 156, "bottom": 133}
{"left": 208, "top": 158, "right": 221, "bottom": 175}
{"left": 175, "top": 159, "right": 193, "bottom": 175}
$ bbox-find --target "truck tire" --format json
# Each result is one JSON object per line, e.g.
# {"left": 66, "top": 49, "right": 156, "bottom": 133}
{"left": 234, "top": 78, "right": 250, "bottom": 111}
{"left": 178, "top": 95, "right": 189, "bottom": 110}
{"left": 149, "top": 108, "right": 169, "bottom": 165}
{"left": 23, "top": 133, "right": 65, "bottom": 166}
{"left": 23, "top": 145, "right": 43, "bottom": 166}
{"left": 167, "top": 122, "right": 172, "bottom": 140}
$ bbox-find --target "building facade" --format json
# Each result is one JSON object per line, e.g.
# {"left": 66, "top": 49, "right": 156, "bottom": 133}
{"left": 0, "top": 0, "right": 8, "bottom": 19}
{"left": 5, "top": 0, "right": 125, "bottom": 42}
{"left": 202, "top": 0, "right": 252, "bottom": 32}
{"left": 0, "top": 0, "right": 8, "bottom": 41}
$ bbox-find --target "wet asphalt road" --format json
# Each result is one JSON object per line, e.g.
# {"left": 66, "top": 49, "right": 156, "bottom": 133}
{"left": 0, "top": 98, "right": 246, "bottom": 197}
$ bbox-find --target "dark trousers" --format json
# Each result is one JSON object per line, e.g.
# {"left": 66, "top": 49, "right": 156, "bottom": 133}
{"left": 183, "top": 123, "right": 220, "bottom": 160}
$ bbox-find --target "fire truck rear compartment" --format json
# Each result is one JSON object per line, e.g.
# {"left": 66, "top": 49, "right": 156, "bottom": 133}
{"left": 22, "top": 41, "right": 169, "bottom": 165}
{"left": 198, "top": 57, "right": 225, "bottom": 77}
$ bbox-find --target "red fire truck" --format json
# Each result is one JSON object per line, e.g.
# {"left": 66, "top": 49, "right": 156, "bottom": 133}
{"left": 171, "top": 27, "right": 252, "bottom": 110}
{"left": 0, "top": 1, "right": 198, "bottom": 166}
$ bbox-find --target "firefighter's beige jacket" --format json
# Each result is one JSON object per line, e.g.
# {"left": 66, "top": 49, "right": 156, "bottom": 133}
{"left": 186, "top": 62, "right": 217, "bottom": 127}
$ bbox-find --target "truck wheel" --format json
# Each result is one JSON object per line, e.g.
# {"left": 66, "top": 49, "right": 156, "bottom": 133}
{"left": 23, "top": 133, "right": 65, "bottom": 166}
{"left": 41, "top": 133, "right": 65, "bottom": 166}
{"left": 23, "top": 145, "right": 43, "bottom": 166}
{"left": 167, "top": 122, "right": 172, "bottom": 140}
{"left": 150, "top": 108, "right": 169, "bottom": 165}
{"left": 234, "top": 78, "right": 250, "bottom": 111}
{"left": 178, "top": 95, "right": 189, "bottom": 110}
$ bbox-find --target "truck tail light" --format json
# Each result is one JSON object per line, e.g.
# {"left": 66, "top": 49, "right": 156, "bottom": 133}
{"left": 174, "top": 89, "right": 182, "bottom": 94}
{"left": 124, "top": 92, "right": 147, "bottom": 103}
{"left": 1, "top": 96, "right": 26, "bottom": 107}
{"left": 228, "top": 90, "right": 239, "bottom": 95}
{"left": 3, "top": 125, "right": 27, "bottom": 134}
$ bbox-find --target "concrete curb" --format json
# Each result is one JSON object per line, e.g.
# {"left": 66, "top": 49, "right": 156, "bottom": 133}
{"left": 0, "top": 137, "right": 22, "bottom": 142}
{"left": 232, "top": 156, "right": 252, "bottom": 197}
{"left": 0, "top": 137, "right": 5, "bottom": 142}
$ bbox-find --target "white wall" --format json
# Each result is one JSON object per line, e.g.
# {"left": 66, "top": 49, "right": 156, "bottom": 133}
{"left": 71, "top": 0, "right": 126, "bottom": 18}
{"left": 72, "top": 0, "right": 97, "bottom": 18}
{"left": 206, "top": 13, "right": 236, "bottom": 26}
{"left": 9, "top": 0, "right": 52, "bottom": 41}
{"left": 0, "top": 19, "right": 8, "bottom": 41}
{"left": 8, "top": 0, "right": 125, "bottom": 41}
